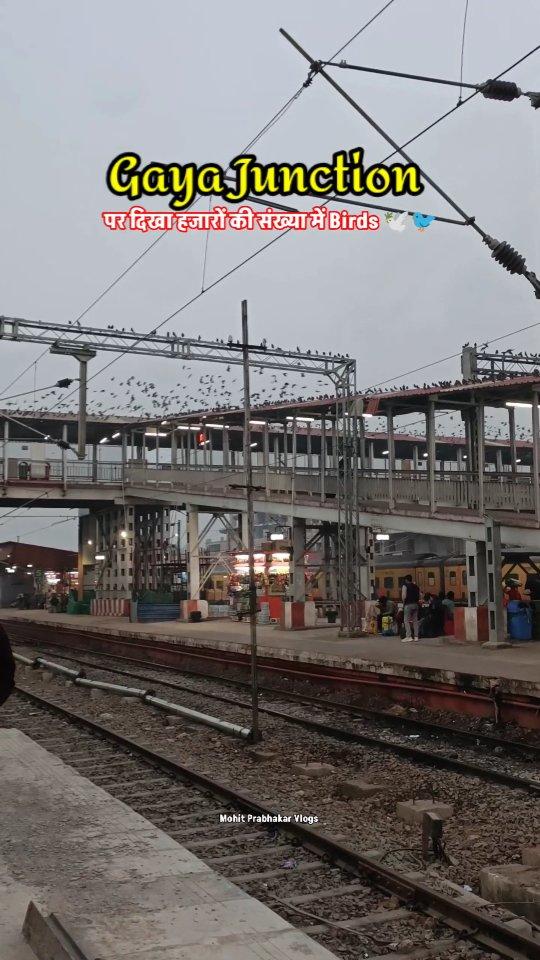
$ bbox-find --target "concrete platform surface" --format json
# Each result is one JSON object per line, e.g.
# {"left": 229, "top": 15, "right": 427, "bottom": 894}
{"left": 0, "top": 729, "right": 338, "bottom": 960}
{"left": 3, "top": 608, "right": 540, "bottom": 692}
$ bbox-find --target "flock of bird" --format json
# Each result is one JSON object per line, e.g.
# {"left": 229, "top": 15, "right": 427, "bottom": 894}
{"left": 1, "top": 333, "right": 537, "bottom": 445}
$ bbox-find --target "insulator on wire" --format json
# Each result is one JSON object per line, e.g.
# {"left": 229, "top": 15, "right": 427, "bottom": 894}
{"left": 529, "top": 92, "right": 540, "bottom": 110}
{"left": 481, "top": 80, "right": 520, "bottom": 101}
{"left": 483, "top": 237, "right": 526, "bottom": 275}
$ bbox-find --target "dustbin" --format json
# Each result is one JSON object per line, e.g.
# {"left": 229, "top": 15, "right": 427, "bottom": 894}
{"left": 507, "top": 601, "right": 532, "bottom": 641}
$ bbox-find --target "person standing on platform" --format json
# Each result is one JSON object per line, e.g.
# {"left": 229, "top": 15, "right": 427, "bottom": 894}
{"left": 0, "top": 624, "right": 15, "bottom": 706}
{"left": 401, "top": 574, "right": 420, "bottom": 642}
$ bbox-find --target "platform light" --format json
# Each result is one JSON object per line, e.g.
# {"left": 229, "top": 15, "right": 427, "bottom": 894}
{"left": 516, "top": 458, "right": 522, "bottom": 464}
{"left": 99, "top": 437, "right": 109, "bottom": 444}
{"left": 145, "top": 430, "right": 167, "bottom": 437}
{"left": 270, "top": 533, "right": 285, "bottom": 541}
{"left": 362, "top": 412, "right": 374, "bottom": 418}
{"left": 250, "top": 420, "right": 267, "bottom": 425}
{"left": 506, "top": 401, "right": 533, "bottom": 409}
{"left": 286, "top": 416, "right": 316, "bottom": 423}
{"left": 376, "top": 533, "right": 390, "bottom": 541}
{"left": 382, "top": 449, "right": 389, "bottom": 455}
{"left": 26, "top": 563, "right": 33, "bottom": 568}
{"left": 94, "top": 554, "right": 105, "bottom": 561}
{"left": 161, "top": 420, "right": 169, "bottom": 425}
{"left": 5, "top": 567, "right": 15, "bottom": 573}
{"left": 423, "top": 452, "right": 429, "bottom": 458}
{"left": 112, "top": 432, "right": 121, "bottom": 439}
{"left": 120, "top": 530, "right": 127, "bottom": 539}
{"left": 250, "top": 442, "right": 258, "bottom": 448}
{"left": 462, "top": 455, "right": 468, "bottom": 460}
{"left": 205, "top": 423, "right": 225, "bottom": 429}
{"left": 87, "top": 539, "right": 93, "bottom": 545}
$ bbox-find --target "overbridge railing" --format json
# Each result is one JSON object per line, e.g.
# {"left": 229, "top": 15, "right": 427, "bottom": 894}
{"left": 0, "top": 457, "right": 535, "bottom": 514}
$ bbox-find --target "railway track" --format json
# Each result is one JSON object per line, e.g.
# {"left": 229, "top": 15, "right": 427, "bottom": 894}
{"left": 14, "top": 641, "right": 540, "bottom": 794}
{"left": 2, "top": 686, "right": 538, "bottom": 960}
{"left": 5, "top": 619, "right": 539, "bottom": 729}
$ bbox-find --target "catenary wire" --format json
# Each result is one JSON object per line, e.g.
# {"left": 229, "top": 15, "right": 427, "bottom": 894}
{"left": 66, "top": 41, "right": 540, "bottom": 411}
{"left": 42, "top": 4, "right": 400, "bottom": 411}
{"left": 458, "top": 0, "right": 470, "bottom": 102}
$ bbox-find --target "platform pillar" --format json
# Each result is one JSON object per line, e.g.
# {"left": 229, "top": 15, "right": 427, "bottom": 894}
{"left": 359, "top": 527, "right": 375, "bottom": 600}
{"left": 386, "top": 406, "right": 395, "bottom": 510}
{"left": 508, "top": 406, "right": 517, "bottom": 477}
{"left": 426, "top": 401, "right": 436, "bottom": 513}
{"left": 483, "top": 518, "right": 508, "bottom": 648}
{"left": 319, "top": 419, "right": 327, "bottom": 500}
{"left": 477, "top": 401, "right": 485, "bottom": 515}
{"left": 532, "top": 391, "right": 540, "bottom": 525}
{"left": 170, "top": 425, "right": 178, "bottom": 467}
{"left": 292, "top": 517, "right": 306, "bottom": 602}
{"left": 466, "top": 540, "right": 487, "bottom": 608}
{"left": 186, "top": 506, "right": 200, "bottom": 600}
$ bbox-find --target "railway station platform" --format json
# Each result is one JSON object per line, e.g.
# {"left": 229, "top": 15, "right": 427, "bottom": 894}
{"left": 0, "top": 728, "right": 337, "bottom": 960}
{"left": 3, "top": 608, "right": 540, "bottom": 710}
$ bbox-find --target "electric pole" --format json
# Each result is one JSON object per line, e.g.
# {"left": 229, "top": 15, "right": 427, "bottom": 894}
{"left": 241, "top": 299, "right": 261, "bottom": 742}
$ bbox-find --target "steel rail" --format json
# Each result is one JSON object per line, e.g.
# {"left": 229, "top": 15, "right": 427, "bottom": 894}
{"left": 8, "top": 623, "right": 539, "bottom": 729}
{"left": 15, "top": 622, "right": 537, "bottom": 718}
{"left": 14, "top": 647, "right": 540, "bottom": 792}
{"left": 23, "top": 638, "right": 540, "bottom": 759}
{"left": 10, "top": 686, "right": 540, "bottom": 960}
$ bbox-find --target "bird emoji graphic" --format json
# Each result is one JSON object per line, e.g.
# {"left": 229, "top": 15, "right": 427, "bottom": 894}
{"left": 413, "top": 212, "right": 435, "bottom": 231}
{"left": 386, "top": 211, "right": 408, "bottom": 232}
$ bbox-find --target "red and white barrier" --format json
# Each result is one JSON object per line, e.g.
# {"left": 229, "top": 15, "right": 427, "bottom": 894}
{"left": 90, "top": 598, "right": 130, "bottom": 617}
{"left": 280, "top": 601, "right": 316, "bottom": 630}
{"left": 180, "top": 599, "right": 209, "bottom": 621}
{"left": 454, "top": 605, "right": 489, "bottom": 643}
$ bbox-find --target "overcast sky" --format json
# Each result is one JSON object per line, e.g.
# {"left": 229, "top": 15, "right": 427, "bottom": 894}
{"left": 1, "top": 0, "right": 539, "bottom": 547}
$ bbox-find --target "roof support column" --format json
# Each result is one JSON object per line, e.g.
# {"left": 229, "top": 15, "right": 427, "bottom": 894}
{"left": 121, "top": 432, "right": 127, "bottom": 469}
{"left": 532, "top": 390, "right": 540, "bottom": 525}
{"left": 263, "top": 423, "right": 270, "bottom": 495}
{"left": 368, "top": 441, "right": 374, "bottom": 469}
{"left": 359, "top": 413, "right": 366, "bottom": 470}
{"left": 222, "top": 426, "right": 230, "bottom": 469}
{"left": 413, "top": 445, "right": 420, "bottom": 472}
{"left": 92, "top": 441, "right": 98, "bottom": 482}
{"left": 170, "top": 425, "right": 178, "bottom": 467}
{"left": 426, "top": 400, "right": 436, "bottom": 514}
{"left": 62, "top": 424, "right": 68, "bottom": 492}
{"left": 186, "top": 506, "right": 200, "bottom": 600}
{"left": 457, "top": 447, "right": 465, "bottom": 472}
{"left": 307, "top": 422, "right": 313, "bottom": 472}
{"left": 508, "top": 406, "right": 517, "bottom": 478}
{"left": 320, "top": 419, "right": 326, "bottom": 501}
{"left": 292, "top": 517, "right": 306, "bottom": 602}
{"left": 483, "top": 518, "right": 508, "bottom": 648}
{"left": 466, "top": 539, "right": 487, "bottom": 607}
{"left": 386, "top": 406, "right": 395, "bottom": 511}
{"left": 496, "top": 448, "right": 503, "bottom": 475}
{"left": 477, "top": 401, "right": 485, "bottom": 516}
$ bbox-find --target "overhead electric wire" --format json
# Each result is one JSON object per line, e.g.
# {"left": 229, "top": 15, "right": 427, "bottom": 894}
{"left": 458, "top": 0, "right": 470, "bottom": 102}
{"left": 362, "top": 317, "right": 540, "bottom": 393}
{"left": 43, "top": 4, "right": 400, "bottom": 414}
{"left": 378, "top": 42, "right": 540, "bottom": 166}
